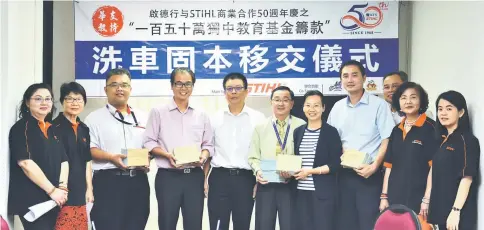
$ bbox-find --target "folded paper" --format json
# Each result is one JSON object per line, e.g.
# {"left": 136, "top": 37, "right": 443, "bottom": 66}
{"left": 24, "top": 200, "right": 57, "bottom": 222}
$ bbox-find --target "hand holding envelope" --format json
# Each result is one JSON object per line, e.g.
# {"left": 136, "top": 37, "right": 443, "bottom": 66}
{"left": 121, "top": 149, "right": 150, "bottom": 168}
{"left": 340, "top": 149, "right": 371, "bottom": 169}
{"left": 173, "top": 145, "right": 200, "bottom": 166}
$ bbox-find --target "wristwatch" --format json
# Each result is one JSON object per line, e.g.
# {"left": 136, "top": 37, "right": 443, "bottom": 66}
{"left": 452, "top": 207, "right": 461, "bottom": 212}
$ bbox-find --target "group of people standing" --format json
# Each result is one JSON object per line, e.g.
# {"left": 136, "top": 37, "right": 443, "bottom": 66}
{"left": 7, "top": 60, "right": 479, "bottom": 230}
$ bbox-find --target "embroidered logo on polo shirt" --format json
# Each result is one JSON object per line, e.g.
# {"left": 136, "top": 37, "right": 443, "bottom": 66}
{"left": 412, "top": 140, "right": 423, "bottom": 145}
{"left": 82, "top": 138, "right": 87, "bottom": 143}
{"left": 446, "top": 146, "right": 455, "bottom": 151}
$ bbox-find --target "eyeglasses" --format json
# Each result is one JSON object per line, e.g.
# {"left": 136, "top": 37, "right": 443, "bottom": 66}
{"left": 107, "top": 82, "right": 131, "bottom": 89}
{"left": 225, "top": 86, "right": 245, "bottom": 93}
{"left": 30, "top": 97, "right": 53, "bottom": 104}
{"left": 64, "top": 97, "right": 84, "bottom": 104}
{"left": 272, "top": 98, "right": 291, "bottom": 104}
{"left": 174, "top": 81, "right": 193, "bottom": 88}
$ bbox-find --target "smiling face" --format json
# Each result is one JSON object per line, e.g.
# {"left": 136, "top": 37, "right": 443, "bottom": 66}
{"left": 438, "top": 98, "right": 464, "bottom": 129}
{"left": 27, "top": 88, "right": 53, "bottom": 119}
{"left": 303, "top": 95, "right": 325, "bottom": 122}
{"left": 104, "top": 74, "right": 131, "bottom": 107}
{"left": 341, "top": 65, "right": 366, "bottom": 94}
{"left": 171, "top": 71, "right": 193, "bottom": 101}
{"left": 271, "top": 90, "right": 294, "bottom": 118}
{"left": 63, "top": 92, "right": 85, "bottom": 117}
{"left": 399, "top": 88, "right": 420, "bottom": 117}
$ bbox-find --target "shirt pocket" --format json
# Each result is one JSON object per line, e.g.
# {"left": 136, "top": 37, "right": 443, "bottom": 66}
{"left": 190, "top": 125, "right": 204, "bottom": 143}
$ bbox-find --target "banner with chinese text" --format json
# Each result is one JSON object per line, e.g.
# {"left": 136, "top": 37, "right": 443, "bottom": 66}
{"left": 75, "top": 1, "right": 399, "bottom": 96}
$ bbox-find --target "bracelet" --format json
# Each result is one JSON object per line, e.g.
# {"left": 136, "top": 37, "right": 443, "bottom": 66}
{"left": 422, "top": 197, "right": 430, "bottom": 204}
{"left": 58, "top": 186, "right": 69, "bottom": 192}
{"left": 47, "top": 186, "right": 56, "bottom": 195}
{"left": 452, "top": 207, "right": 461, "bottom": 212}
{"left": 380, "top": 193, "right": 388, "bottom": 200}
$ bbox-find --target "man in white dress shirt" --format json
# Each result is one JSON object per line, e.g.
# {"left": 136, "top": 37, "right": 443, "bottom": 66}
{"left": 205, "top": 73, "right": 265, "bottom": 230}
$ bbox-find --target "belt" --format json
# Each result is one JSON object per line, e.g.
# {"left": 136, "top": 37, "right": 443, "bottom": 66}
{"left": 160, "top": 167, "right": 202, "bottom": 174}
{"left": 94, "top": 168, "right": 144, "bottom": 177}
{"left": 213, "top": 167, "right": 252, "bottom": 176}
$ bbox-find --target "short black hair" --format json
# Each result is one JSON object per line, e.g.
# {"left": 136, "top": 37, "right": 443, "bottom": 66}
{"left": 270, "top": 86, "right": 295, "bottom": 100}
{"left": 383, "top": 71, "right": 408, "bottom": 82}
{"left": 391, "top": 81, "right": 429, "bottom": 116}
{"left": 339, "top": 60, "right": 366, "bottom": 78}
{"left": 19, "top": 83, "right": 56, "bottom": 122}
{"left": 435, "top": 90, "right": 471, "bottom": 134}
{"left": 106, "top": 68, "right": 131, "bottom": 83}
{"left": 170, "top": 67, "right": 196, "bottom": 85}
{"left": 60, "top": 82, "right": 87, "bottom": 105}
{"left": 303, "top": 90, "right": 324, "bottom": 105}
{"left": 222, "top": 72, "right": 248, "bottom": 89}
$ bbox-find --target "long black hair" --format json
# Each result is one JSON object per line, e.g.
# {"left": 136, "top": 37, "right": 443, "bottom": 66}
{"left": 19, "top": 83, "right": 56, "bottom": 122}
{"left": 435, "top": 90, "right": 471, "bottom": 135}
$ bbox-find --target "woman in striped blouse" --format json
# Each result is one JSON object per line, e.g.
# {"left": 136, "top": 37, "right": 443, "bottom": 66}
{"left": 293, "top": 90, "right": 343, "bottom": 230}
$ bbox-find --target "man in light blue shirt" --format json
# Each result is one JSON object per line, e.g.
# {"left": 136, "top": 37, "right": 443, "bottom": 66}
{"left": 327, "top": 60, "right": 394, "bottom": 230}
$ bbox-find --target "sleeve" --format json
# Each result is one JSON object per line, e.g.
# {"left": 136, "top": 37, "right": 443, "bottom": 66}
{"left": 248, "top": 126, "right": 262, "bottom": 175}
{"left": 9, "top": 122, "right": 30, "bottom": 161}
{"left": 424, "top": 127, "right": 439, "bottom": 167}
{"left": 201, "top": 113, "right": 214, "bottom": 156}
{"left": 383, "top": 129, "right": 395, "bottom": 168}
{"left": 84, "top": 114, "right": 101, "bottom": 149}
{"left": 327, "top": 127, "right": 343, "bottom": 174}
{"left": 377, "top": 102, "right": 395, "bottom": 139}
{"left": 463, "top": 135, "right": 480, "bottom": 177}
{"left": 142, "top": 108, "right": 162, "bottom": 152}
{"left": 84, "top": 126, "right": 92, "bottom": 162}
{"left": 327, "top": 105, "right": 335, "bottom": 126}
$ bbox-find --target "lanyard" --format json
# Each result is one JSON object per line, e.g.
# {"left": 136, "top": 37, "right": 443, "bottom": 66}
{"left": 272, "top": 116, "right": 291, "bottom": 152}
{"left": 105, "top": 105, "right": 139, "bottom": 127}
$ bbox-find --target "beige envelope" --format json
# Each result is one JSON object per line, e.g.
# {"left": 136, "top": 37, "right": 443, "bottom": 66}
{"left": 276, "top": 155, "right": 302, "bottom": 173}
{"left": 126, "top": 149, "right": 149, "bottom": 167}
{"left": 174, "top": 145, "right": 200, "bottom": 165}
{"left": 340, "top": 149, "right": 367, "bottom": 169}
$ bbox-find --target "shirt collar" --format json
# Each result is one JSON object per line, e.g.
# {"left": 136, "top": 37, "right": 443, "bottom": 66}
{"left": 346, "top": 90, "right": 369, "bottom": 107}
{"left": 223, "top": 104, "right": 249, "bottom": 116}
{"left": 272, "top": 114, "right": 291, "bottom": 124}
{"left": 106, "top": 103, "right": 132, "bottom": 115}
{"left": 168, "top": 97, "right": 194, "bottom": 112}
{"left": 57, "top": 112, "right": 80, "bottom": 125}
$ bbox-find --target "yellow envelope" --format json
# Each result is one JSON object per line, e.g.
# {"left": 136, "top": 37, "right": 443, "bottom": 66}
{"left": 276, "top": 155, "right": 302, "bottom": 173}
{"left": 340, "top": 149, "right": 367, "bottom": 169}
{"left": 173, "top": 145, "right": 200, "bottom": 165}
{"left": 125, "top": 149, "right": 149, "bottom": 167}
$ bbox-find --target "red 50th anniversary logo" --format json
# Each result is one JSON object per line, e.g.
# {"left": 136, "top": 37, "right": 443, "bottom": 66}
{"left": 92, "top": 6, "right": 124, "bottom": 37}
{"left": 340, "top": 2, "right": 386, "bottom": 34}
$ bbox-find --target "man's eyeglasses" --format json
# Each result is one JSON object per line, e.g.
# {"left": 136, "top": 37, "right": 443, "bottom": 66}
{"left": 107, "top": 82, "right": 131, "bottom": 89}
{"left": 174, "top": 81, "right": 193, "bottom": 88}
{"left": 30, "top": 97, "right": 53, "bottom": 104}
{"left": 64, "top": 97, "right": 84, "bottom": 104}
{"left": 225, "top": 86, "right": 245, "bottom": 93}
{"left": 272, "top": 98, "right": 291, "bottom": 104}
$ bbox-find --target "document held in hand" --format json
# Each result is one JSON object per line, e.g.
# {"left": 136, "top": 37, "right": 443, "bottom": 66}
{"left": 24, "top": 200, "right": 57, "bottom": 222}
{"left": 341, "top": 149, "right": 371, "bottom": 169}
{"left": 121, "top": 148, "right": 149, "bottom": 167}
{"left": 260, "top": 159, "right": 285, "bottom": 183}
{"left": 174, "top": 145, "right": 200, "bottom": 165}
{"left": 276, "top": 155, "right": 302, "bottom": 175}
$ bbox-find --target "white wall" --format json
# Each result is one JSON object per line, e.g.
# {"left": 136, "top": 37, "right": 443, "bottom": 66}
{"left": 0, "top": 0, "right": 44, "bottom": 229}
{"left": 410, "top": 1, "right": 483, "bottom": 228}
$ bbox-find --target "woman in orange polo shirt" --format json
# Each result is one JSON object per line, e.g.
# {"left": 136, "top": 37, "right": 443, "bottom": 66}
{"left": 380, "top": 82, "right": 439, "bottom": 221}
{"left": 53, "top": 82, "right": 92, "bottom": 230}
{"left": 8, "top": 83, "right": 69, "bottom": 230}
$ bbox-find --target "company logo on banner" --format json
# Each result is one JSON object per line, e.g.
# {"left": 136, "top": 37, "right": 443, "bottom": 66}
{"left": 329, "top": 80, "right": 342, "bottom": 92}
{"left": 366, "top": 80, "right": 378, "bottom": 91}
{"left": 340, "top": 2, "right": 385, "bottom": 32}
{"left": 74, "top": 1, "right": 399, "bottom": 97}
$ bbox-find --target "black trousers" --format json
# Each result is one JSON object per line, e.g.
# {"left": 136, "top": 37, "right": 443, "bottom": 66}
{"left": 90, "top": 169, "right": 150, "bottom": 230}
{"left": 20, "top": 208, "right": 59, "bottom": 230}
{"left": 156, "top": 168, "right": 204, "bottom": 230}
{"left": 337, "top": 168, "right": 383, "bottom": 230}
{"left": 296, "top": 189, "right": 336, "bottom": 230}
{"left": 255, "top": 183, "right": 294, "bottom": 230}
{"left": 207, "top": 167, "right": 256, "bottom": 230}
